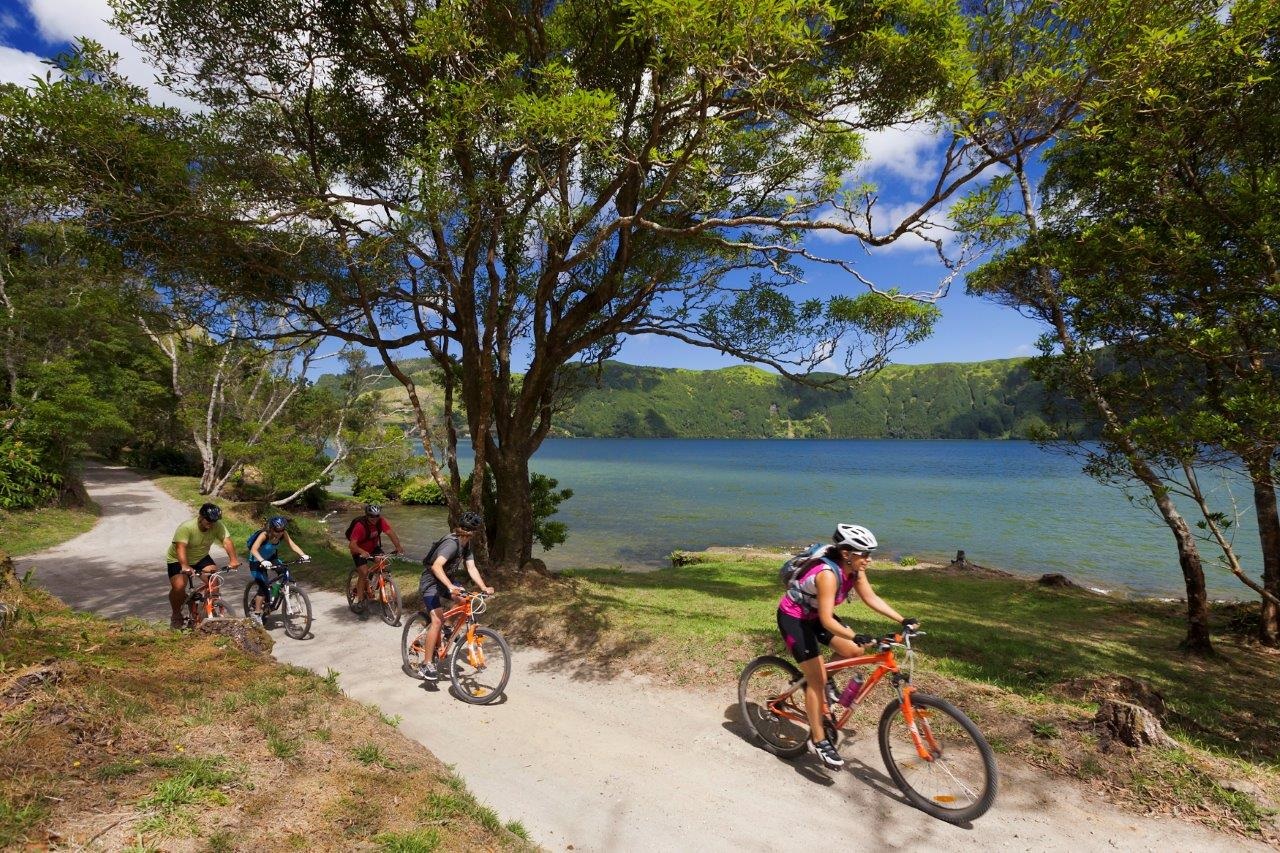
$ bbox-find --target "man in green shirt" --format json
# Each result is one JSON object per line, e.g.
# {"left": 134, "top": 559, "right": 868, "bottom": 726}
{"left": 167, "top": 503, "right": 240, "bottom": 629}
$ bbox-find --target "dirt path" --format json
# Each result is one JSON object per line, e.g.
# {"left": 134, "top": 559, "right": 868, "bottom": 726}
{"left": 18, "top": 465, "right": 1267, "bottom": 852}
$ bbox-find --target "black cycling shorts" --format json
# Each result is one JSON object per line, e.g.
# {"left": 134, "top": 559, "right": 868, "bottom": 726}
{"left": 352, "top": 549, "right": 384, "bottom": 568}
{"left": 166, "top": 555, "right": 215, "bottom": 578}
{"left": 777, "top": 609, "right": 847, "bottom": 664}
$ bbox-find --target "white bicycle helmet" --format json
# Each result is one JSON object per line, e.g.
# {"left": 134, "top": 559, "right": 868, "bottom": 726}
{"left": 833, "top": 523, "right": 878, "bottom": 553}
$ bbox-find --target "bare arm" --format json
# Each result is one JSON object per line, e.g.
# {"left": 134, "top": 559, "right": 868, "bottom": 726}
{"left": 431, "top": 555, "right": 459, "bottom": 591}
{"left": 851, "top": 572, "right": 904, "bottom": 624}
{"left": 465, "top": 558, "right": 493, "bottom": 594}
{"left": 283, "top": 533, "right": 308, "bottom": 559}
{"left": 223, "top": 538, "right": 240, "bottom": 568}
{"left": 250, "top": 532, "right": 268, "bottom": 563}
{"left": 176, "top": 541, "right": 190, "bottom": 572}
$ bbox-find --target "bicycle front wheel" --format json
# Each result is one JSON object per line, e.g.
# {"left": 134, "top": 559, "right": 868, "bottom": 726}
{"left": 241, "top": 581, "right": 257, "bottom": 617}
{"left": 878, "top": 692, "right": 998, "bottom": 824}
{"left": 447, "top": 627, "right": 511, "bottom": 705}
{"left": 281, "top": 585, "right": 312, "bottom": 640}
{"left": 346, "top": 569, "right": 366, "bottom": 614}
{"left": 400, "top": 612, "right": 431, "bottom": 679}
{"left": 737, "top": 655, "right": 809, "bottom": 758}
{"left": 378, "top": 575, "right": 402, "bottom": 626}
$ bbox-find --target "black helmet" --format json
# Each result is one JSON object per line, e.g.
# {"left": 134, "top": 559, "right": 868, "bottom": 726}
{"left": 364, "top": 503, "right": 382, "bottom": 517}
{"left": 267, "top": 515, "right": 288, "bottom": 532}
{"left": 199, "top": 503, "right": 222, "bottom": 523}
{"left": 457, "top": 511, "right": 485, "bottom": 532}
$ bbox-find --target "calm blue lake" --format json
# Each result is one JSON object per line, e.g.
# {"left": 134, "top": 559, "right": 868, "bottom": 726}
{"left": 342, "top": 439, "right": 1261, "bottom": 600}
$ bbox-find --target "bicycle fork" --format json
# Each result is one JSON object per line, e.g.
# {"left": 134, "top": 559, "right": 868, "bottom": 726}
{"left": 897, "top": 684, "right": 941, "bottom": 762}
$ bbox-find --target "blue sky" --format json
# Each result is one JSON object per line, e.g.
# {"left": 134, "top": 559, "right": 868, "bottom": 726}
{"left": 1, "top": 0, "right": 1045, "bottom": 371}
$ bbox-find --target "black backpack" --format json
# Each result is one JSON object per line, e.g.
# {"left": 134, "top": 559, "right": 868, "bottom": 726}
{"left": 345, "top": 516, "right": 377, "bottom": 541}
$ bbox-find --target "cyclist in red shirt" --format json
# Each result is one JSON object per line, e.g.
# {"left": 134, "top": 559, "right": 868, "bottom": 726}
{"left": 347, "top": 503, "right": 404, "bottom": 610}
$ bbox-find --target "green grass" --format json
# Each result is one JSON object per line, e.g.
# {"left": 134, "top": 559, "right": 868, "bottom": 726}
{"left": 0, "top": 796, "right": 48, "bottom": 849}
{"left": 494, "top": 558, "right": 1280, "bottom": 765}
{"left": 374, "top": 828, "right": 442, "bottom": 852}
{"left": 353, "top": 744, "right": 397, "bottom": 770}
{"left": 0, "top": 504, "right": 99, "bottom": 556}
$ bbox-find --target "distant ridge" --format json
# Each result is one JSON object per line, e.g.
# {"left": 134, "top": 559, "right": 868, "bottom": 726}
{"left": 316, "top": 357, "right": 1066, "bottom": 439}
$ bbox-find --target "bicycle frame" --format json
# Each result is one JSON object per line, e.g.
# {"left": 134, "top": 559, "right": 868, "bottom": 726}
{"left": 187, "top": 567, "right": 235, "bottom": 622}
{"left": 434, "top": 594, "right": 488, "bottom": 667}
{"left": 766, "top": 635, "right": 939, "bottom": 762}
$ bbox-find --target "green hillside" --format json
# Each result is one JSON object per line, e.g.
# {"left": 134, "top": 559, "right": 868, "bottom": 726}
{"left": 316, "top": 357, "right": 1065, "bottom": 439}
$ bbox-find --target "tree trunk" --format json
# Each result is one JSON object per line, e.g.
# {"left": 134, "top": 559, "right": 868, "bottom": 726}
{"left": 1246, "top": 453, "right": 1280, "bottom": 647}
{"left": 488, "top": 451, "right": 534, "bottom": 572}
{"left": 1169, "top": 515, "right": 1214, "bottom": 654}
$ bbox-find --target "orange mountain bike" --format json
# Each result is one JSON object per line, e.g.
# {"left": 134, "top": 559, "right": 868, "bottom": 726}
{"left": 346, "top": 554, "right": 403, "bottom": 626}
{"left": 738, "top": 629, "right": 997, "bottom": 824}
{"left": 182, "top": 566, "right": 237, "bottom": 629}
{"left": 400, "top": 592, "right": 512, "bottom": 705}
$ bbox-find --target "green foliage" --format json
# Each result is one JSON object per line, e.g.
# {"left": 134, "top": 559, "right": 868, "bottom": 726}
{"left": 462, "top": 467, "right": 574, "bottom": 551}
{"left": 348, "top": 427, "right": 423, "bottom": 502}
{"left": 0, "top": 439, "right": 61, "bottom": 510}
{"left": 551, "top": 359, "right": 1063, "bottom": 439}
{"left": 400, "top": 478, "right": 445, "bottom": 506}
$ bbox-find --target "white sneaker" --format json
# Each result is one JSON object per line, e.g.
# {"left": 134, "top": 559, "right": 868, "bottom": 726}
{"left": 809, "top": 737, "right": 845, "bottom": 769}
{"left": 250, "top": 613, "right": 264, "bottom": 626}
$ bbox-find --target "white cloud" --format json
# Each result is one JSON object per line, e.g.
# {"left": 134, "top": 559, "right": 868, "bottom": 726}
{"left": 1010, "top": 343, "right": 1037, "bottom": 357}
{"left": 19, "top": 0, "right": 200, "bottom": 110}
{"left": 0, "top": 44, "right": 47, "bottom": 86}
{"left": 858, "top": 122, "right": 945, "bottom": 190}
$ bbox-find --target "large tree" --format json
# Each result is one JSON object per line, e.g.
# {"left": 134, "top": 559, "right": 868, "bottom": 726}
{"left": 967, "top": 0, "right": 1280, "bottom": 650}
{"left": 111, "top": 0, "right": 1079, "bottom": 569}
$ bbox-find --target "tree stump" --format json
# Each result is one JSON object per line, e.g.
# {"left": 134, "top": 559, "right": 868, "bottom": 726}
{"left": 1095, "top": 698, "right": 1177, "bottom": 749}
{"left": 198, "top": 617, "right": 274, "bottom": 657}
{"left": 520, "top": 558, "right": 550, "bottom": 576}
{"left": 1037, "top": 573, "right": 1079, "bottom": 589}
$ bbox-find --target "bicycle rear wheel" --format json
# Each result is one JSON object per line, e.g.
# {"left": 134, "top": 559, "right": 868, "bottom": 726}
{"left": 737, "top": 655, "right": 809, "bottom": 758}
{"left": 377, "top": 574, "right": 402, "bottom": 626}
{"left": 281, "top": 585, "right": 312, "bottom": 640}
{"left": 878, "top": 692, "right": 998, "bottom": 824}
{"left": 400, "top": 612, "right": 431, "bottom": 679}
{"left": 447, "top": 627, "right": 511, "bottom": 705}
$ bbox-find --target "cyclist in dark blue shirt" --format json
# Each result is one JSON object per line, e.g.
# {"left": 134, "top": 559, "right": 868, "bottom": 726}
{"left": 248, "top": 516, "right": 309, "bottom": 625}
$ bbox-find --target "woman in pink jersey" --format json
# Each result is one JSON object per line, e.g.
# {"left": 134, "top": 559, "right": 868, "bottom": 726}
{"left": 776, "top": 523, "right": 917, "bottom": 769}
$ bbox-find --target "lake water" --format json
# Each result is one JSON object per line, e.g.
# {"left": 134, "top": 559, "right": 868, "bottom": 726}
{"left": 331, "top": 439, "right": 1262, "bottom": 600}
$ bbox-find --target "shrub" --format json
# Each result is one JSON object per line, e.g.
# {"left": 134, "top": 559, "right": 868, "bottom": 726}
{"left": 0, "top": 438, "right": 60, "bottom": 510}
{"left": 400, "top": 478, "right": 445, "bottom": 506}
{"left": 898, "top": 554, "right": 919, "bottom": 567}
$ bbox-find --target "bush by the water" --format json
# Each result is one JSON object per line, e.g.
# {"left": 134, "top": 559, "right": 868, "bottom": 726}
{"left": 400, "top": 478, "right": 445, "bottom": 506}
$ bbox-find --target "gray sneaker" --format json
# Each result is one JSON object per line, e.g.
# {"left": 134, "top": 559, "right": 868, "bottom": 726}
{"left": 417, "top": 663, "right": 439, "bottom": 682}
{"left": 250, "top": 613, "right": 264, "bottom": 627}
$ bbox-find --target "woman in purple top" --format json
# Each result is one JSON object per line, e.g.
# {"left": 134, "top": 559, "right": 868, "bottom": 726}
{"left": 775, "top": 523, "right": 917, "bottom": 770}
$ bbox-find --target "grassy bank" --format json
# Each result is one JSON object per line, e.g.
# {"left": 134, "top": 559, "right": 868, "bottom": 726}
{"left": 0, "top": 503, "right": 99, "bottom": 557}
{"left": 0, "top": 565, "right": 532, "bottom": 850}
{"left": 148, "top": 474, "right": 1280, "bottom": 840}
{"left": 489, "top": 558, "right": 1280, "bottom": 840}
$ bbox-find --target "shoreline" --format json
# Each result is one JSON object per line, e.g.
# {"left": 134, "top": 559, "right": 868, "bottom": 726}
{"left": 675, "top": 545, "right": 1256, "bottom": 606}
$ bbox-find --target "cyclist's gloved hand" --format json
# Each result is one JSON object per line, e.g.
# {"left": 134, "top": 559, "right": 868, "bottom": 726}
{"left": 260, "top": 560, "right": 273, "bottom": 569}
{"left": 300, "top": 555, "right": 311, "bottom": 562}
{"left": 901, "top": 617, "right": 919, "bottom": 631}
{"left": 853, "top": 633, "right": 873, "bottom": 646}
